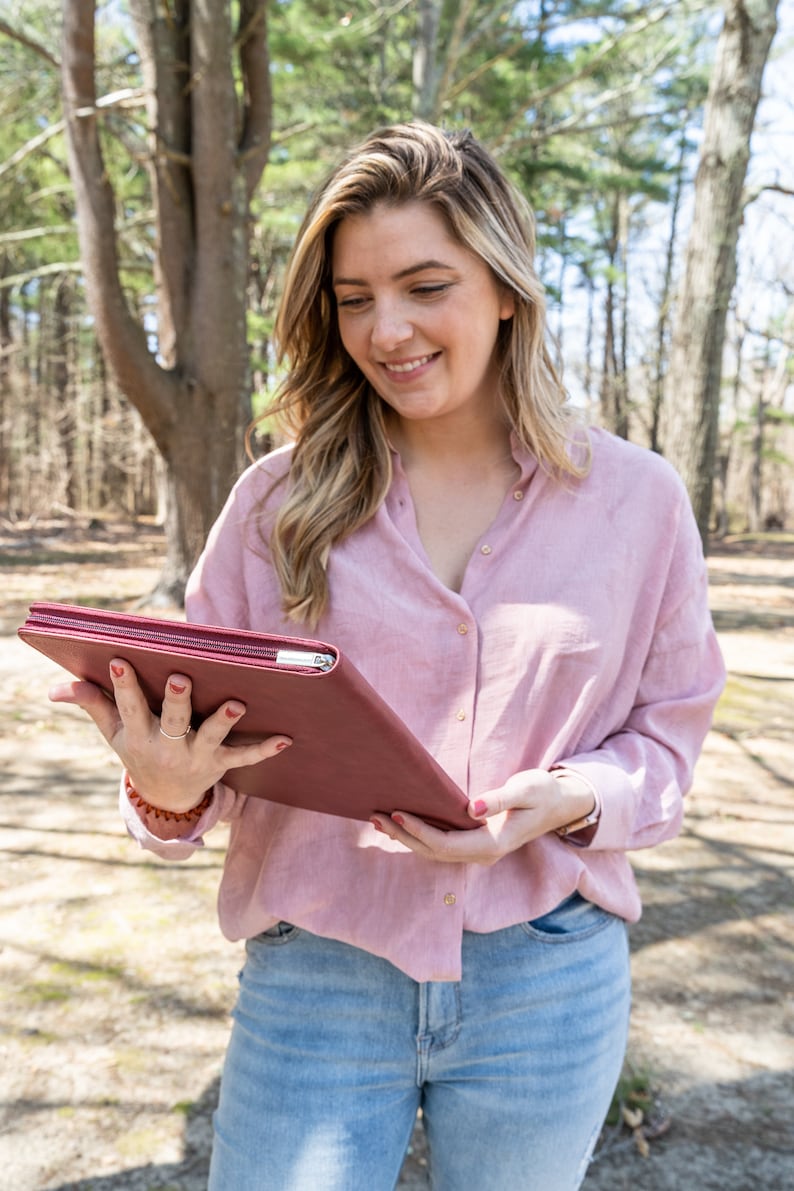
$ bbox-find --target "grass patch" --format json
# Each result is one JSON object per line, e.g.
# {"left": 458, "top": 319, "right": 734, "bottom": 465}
{"left": 27, "top": 981, "right": 72, "bottom": 1003}
{"left": 116, "top": 1126, "right": 168, "bottom": 1160}
{"left": 605, "top": 1062, "right": 654, "bottom": 1127}
{"left": 712, "top": 672, "right": 794, "bottom": 739}
{"left": 171, "top": 1099, "right": 195, "bottom": 1116}
{"left": 713, "top": 675, "right": 767, "bottom": 733}
{"left": 50, "top": 959, "right": 126, "bottom": 983}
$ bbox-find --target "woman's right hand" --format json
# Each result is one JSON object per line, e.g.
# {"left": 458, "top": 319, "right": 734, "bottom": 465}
{"left": 49, "top": 658, "right": 292, "bottom": 813}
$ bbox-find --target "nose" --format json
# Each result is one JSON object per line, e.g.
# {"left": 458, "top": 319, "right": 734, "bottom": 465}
{"left": 370, "top": 300, "right": 412, "bottom": 352}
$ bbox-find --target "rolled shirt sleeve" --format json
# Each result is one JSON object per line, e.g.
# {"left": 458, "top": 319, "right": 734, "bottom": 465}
{"left": 554, "top": 492, "right": 725, "bottom": 852}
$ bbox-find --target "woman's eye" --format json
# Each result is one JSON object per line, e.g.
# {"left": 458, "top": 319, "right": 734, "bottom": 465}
{"left": 337, "top": 295, "right": 369, "bottom": 309}
{"left": 413, "top": 283, "right": 449, "bottom": 297}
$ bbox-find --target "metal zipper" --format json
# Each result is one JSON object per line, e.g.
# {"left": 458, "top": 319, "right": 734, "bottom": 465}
{"left": 27, "top": 611, "right": 336, "bottom": 672}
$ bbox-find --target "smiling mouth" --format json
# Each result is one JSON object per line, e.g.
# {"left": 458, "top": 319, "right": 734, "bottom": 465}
{"left": 381, "top": 353, "right": 438, "bottom": 374}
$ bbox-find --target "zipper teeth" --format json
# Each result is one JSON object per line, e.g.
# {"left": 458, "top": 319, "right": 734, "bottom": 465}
{"left": 29, "top": 612, "right": 282, "bottom": 661}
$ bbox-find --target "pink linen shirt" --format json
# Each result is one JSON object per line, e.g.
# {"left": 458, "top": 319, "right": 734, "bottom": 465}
{"left": 121, "top": 426, "right": 725, "bottom": 981}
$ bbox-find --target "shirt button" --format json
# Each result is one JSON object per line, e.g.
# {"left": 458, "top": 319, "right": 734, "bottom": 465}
{"left": 480, "top": 544, "right": 492, "bottom": 555}
{"left": 443, "top": 893, "right": 457, "bottom": 906}
{"left": 457, "top": 623, "right": 468, "bottom": 635}
{"left": 455, "top": 709, "right": 466, "bottom": 721}
{"left": 513, "top": 490, "right": 524, "bottom": 501}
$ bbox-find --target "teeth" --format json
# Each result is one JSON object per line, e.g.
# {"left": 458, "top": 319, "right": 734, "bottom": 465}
{"left": 384, "top": 354, "right": 434, "bottom": 374}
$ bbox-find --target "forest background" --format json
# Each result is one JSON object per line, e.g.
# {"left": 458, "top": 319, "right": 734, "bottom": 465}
{"left": 1, "top": 4, "right": 793, "bottom": 1188}
{"left": 0, "top": 0, "right": 792, "bottom": 595}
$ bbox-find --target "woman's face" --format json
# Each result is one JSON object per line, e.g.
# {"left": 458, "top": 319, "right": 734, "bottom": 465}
{"left": 331, "top": 201, "right": 514, "bottom": 432}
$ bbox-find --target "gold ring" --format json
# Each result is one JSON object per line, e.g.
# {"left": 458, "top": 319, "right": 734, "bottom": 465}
{"left": 159, "top": 724, "right": 192, "bottom": 741}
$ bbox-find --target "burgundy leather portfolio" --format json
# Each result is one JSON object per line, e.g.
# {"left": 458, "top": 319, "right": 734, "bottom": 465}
{"left": 19, "top": 602, "right": 475, "bottom": 830}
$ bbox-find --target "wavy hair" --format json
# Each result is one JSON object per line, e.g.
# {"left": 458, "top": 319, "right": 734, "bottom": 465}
{"left": 255, "top": 121, "right": 588, "bottom": 625}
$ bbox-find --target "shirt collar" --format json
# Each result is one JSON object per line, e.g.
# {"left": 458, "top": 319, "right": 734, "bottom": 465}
{"left": 508, "top": 430, "right": 540, "bottom": 486}
{"left": 386, "top": 429, "right": 541, "bottom": 486}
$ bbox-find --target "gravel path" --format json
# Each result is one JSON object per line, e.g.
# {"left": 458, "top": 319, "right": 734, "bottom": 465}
{"left": 1, "top": 523, "right": 792, "bottom": 1189}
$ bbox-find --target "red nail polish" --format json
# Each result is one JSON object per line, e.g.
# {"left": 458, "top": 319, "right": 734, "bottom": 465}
{"left": 472, "top": 800, "right": 488, "bottom": 817}
{"left": 274, "top": 740, "right": 291, "bottom": 752}
{"left": 225, "top": 706, "right": 242, "bottom": 719}
{"left": 110, "top": 664, "right": 124, "bottom": 678}
{"left": 371, "top": 819, "right": 385, "bottom": 833}
{"left": 392, "top": 814, "right": 405, "bottom": 828}
{"left": 168, "top": 680, "right": 187, "bottom": 695}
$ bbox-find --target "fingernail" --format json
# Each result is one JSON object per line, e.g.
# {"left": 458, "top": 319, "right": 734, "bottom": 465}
{"left": 110, "top": 663, "right": 124, "bottom": 678}
{"left": 472, "top": 800, "right": 488, "bottom": 818}
{"left": 274, "top": 740, "right": 291, "bottom": 752}
{"left": 392, "top": 814, "right": 405, "bottom": 828}
{"left": 168, "top": 680, "right": 187, "bottom": 695}
{"left": 225, "top": 705, "right": 243, "bottom": 719}
{"left": 370, "top": 818, "right": 385, "bottom": 833}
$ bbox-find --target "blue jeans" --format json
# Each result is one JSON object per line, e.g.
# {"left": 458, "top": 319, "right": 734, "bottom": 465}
{"left": 208, "top": 894, "right": 630, "bottom": 1190}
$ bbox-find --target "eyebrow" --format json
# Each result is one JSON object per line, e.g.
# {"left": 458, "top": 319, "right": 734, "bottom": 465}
{"left": 332, "top": 259, "right": 456, "bottom": 287}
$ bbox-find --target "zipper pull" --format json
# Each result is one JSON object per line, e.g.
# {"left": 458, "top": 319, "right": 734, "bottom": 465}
{"left": 275, "top": 649, "right": 335, "bottom": 671}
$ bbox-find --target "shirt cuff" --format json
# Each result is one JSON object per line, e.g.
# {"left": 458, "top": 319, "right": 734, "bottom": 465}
{"left": 550, "top": 766, "right": 601, "bottom": 847}
{"left": 119, "top": 772, "right": 214, "bottom": 855}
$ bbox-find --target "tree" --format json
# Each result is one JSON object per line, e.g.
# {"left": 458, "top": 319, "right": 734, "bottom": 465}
{"left": 5, "top": 2, "right": 786, "bottom": 550}
{"left": 648, "top": 111, "right": 694, "bottom": 453}
{"left": 413, "top": 0, "right": 443, "bottom": 119}
{"left": 662, "top": 0, "right": 779, "bottom": 544}
{"left": 61, "top": 0, "right": 272, "bottom": 602}
{"left": 259, "top": 0, "right": 716, "bottom": 437}
{"left": 0, "top": 6, "right": 93, "bottom": 516}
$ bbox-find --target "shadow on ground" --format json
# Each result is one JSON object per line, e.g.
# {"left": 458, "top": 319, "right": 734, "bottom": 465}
{"left": 1, "top": 524, "right": 792, "bottom": 1191}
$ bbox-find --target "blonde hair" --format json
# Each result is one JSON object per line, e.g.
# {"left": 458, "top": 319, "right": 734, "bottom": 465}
{"left": 257, "top": 121, "right": 588, "bottom": 625}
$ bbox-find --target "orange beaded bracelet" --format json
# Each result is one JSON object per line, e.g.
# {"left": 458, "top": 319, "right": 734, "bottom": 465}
{"left": 124, "top": 773, "right": 213, "bottom": 822}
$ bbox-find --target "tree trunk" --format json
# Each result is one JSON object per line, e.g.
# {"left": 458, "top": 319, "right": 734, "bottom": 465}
{"left": 52, "top": 277, "right": 76, "bottom": 507}
{"left": 748, "top": 364, "right": 766, "bottom": 532}
{"left": 662, "top": 0, "right": 779, "bottom": 545}
{"left": 599, "top": 197, "right": 628, "bottom": 438}
{"left": 650, "top": 119, "right": 689, "bottom": 453}
{"left": 61, "top": 0, "right": 272, "bottom": 603}
{"left": 0, "top": 254, "right": 11, "bottom": 510}
{"left": 618, "top": 190, "right": 630, "bottom": 436}
{"left": 583, "top": 268, "right": 595, "bottom": 410}
{"left": 413, "top": 0, "right": 443, "bottom": 119}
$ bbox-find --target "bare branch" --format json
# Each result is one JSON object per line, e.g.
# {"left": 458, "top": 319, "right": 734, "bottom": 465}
{"left": 313, "top": 0, "right": 414, "bottom": 43}
{"left": 0, "top": 120, "right": 65, "bottom": 182}
{"left": 151, "top": 132, "right": 192, "bottom": 168}
{"left": 435, "top": 0, "right": 479, "bottom": 109}
{"left": 443, "top": 38, "right": 523, "bottom": 104}
{"left": 0, "top": 209, "right": 154, "bottom": 246}
{"left": 0, "top": 89, "right": 145, "bottom": 183}
{"left": 493, "top": 36, "right": 680, "bottom": 155}
{"left": 0, "top": 225, "right": 74, "bottom": 244}
{"left": 488, "top": 4, "right": 676, "bottom": 149}
{"left": 744, "top": 181, "right": 794, "bottom": 205}
{"left": 73, "top": 86, "right": 146, "bottom": 117}
{"left": 0, "top": 259, "right": 150, "bottom": 289}
{"left": 272, "top": 120, "right": 316, "bottom": 144}
{"left": 0, "top": 17, "right": 59, "bottom": 70}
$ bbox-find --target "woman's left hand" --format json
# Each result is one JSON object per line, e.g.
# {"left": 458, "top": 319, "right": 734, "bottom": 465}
{"left": 370, "top": 768, "right": 595, "bottom": 865}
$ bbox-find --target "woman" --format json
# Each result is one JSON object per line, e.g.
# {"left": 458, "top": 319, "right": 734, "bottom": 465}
{"left": 52, "top": 122, "right": 725, "bottom": 1190}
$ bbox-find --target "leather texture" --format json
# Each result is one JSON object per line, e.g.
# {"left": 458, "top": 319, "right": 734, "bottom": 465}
{"left": 19, "top": 602, "right": 475, "bottom": 830}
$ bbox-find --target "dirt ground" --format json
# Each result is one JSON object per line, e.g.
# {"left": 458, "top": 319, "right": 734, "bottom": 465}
{"left": 0, "top": 517, "right": 792, "bottom": 1191}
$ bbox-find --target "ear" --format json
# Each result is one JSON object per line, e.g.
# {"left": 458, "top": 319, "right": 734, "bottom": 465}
{"left": 499, "top": 288, "right": 515, "bottom": 321}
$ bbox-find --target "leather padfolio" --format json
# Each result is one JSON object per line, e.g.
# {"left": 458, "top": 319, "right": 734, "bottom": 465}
{"left": 18, "top": 602, "right": 476, "bottom": 830}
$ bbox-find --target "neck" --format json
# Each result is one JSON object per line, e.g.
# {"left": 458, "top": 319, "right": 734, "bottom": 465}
{"left": 387, "top": 409, "right": 514, "bottom": 472}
